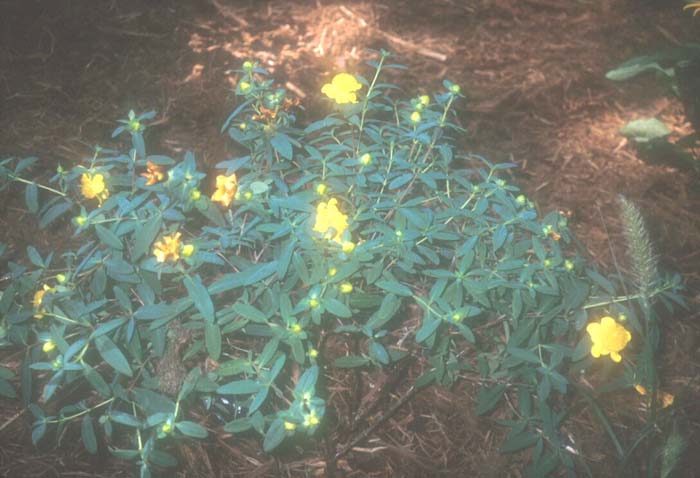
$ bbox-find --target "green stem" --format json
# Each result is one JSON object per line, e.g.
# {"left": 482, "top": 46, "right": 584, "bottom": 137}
{"left": 45, "top": 397, "right": 114, "bottom": 424}
{"left": 8, "top": 174, "right": 66, "bottom": 197}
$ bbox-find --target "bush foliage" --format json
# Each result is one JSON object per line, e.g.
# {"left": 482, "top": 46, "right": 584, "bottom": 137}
{"left": 0, "top": 52, "right": 685, "bottom": 477}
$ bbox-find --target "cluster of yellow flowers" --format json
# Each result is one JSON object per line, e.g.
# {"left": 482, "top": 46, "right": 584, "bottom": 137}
{"left": 312, "top": 198, "right": 355, "bottom": 253}
{"left": 586, "top": 316, "right": 631, "bottom": 363}
{"left": 211, "top": 173, "right": 238, "bottom": 207}
{"left": 80, "top": 173, "right": 109, "bottom": 205}
{"left": 321, "top": 73, "right": 362, "bottom": 104}
{"left": 32, "top": 284, "right": 55, "bottom": 319}
{"left": 152, "top": 232, "right": 195, "bottom": 263}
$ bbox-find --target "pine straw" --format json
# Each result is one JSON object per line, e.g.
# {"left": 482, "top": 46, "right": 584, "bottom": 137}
{"left": 1, "top": 0, "right": 700, "bottom": 476}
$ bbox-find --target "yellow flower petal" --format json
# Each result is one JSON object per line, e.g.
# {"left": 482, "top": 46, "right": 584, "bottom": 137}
{"left": 610, "top": 351, "right": 622, "bottom": 363}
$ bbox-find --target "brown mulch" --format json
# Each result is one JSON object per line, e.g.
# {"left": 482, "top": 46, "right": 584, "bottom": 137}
{"left": 1, "top": 0, "right": 699, "bottom": 476}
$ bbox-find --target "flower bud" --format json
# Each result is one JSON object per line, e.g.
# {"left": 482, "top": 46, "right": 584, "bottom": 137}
{"left": 181, "top": 244, "right": 195, "bottom": 258}
{"left": 359, "top": 153, "right": 372, "bottom": 166}
{"left": 316, "top": 183, "right": 327, "bottom": 195}
{"left": 419, "top": 95, "right": 430, "bottom": 106}
{"left": 42, "top": 340, "right": 56, "bottom": 353}
{"left": 56, "top": 274, "right": 67, "bottom": 284}
{"left": 242, "top": 61, "right": 254, "bottom": 72}
{"left": 309, "top": 348, "right": 319, "bottom": 359}
{"left": 190, "top": 189, "right": 202, "bottom": 201}
{"left": 75, "top": 216, "right": 87, "bottom": 227}
{"left": 410, "top": 111, "right": 421, "bottom": 123}
{"left": 449, "top": 84, "right": 461, "bottom": 94}
{"left": 340, "top": 282, "right": 353, "bottom": 294}
{"left": 284, "top": 421, "right": 297, "bottom": 431}
{"left": 341, "top": 241, "right": 355, "bottom": 253}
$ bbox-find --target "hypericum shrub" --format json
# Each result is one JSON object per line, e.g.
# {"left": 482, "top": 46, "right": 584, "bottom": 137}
{"left": 0, "top": 51, "right": 684, "bottom": 477}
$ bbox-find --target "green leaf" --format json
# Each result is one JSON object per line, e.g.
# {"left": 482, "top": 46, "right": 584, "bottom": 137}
{"left": 82, "top": 362, "right": 111, "bottom": 398}
{"left": 389, "top": 172, "right": 413, "bottom": 190}
{"left": 507, "top": 347, "right": 541, "bottom": 364}
{"left": 95, "top": 225, "right": 123, "bottom": 250}
{"left": 270, "top": 133, "right": 293, "bottom": 159}
{"left": 110, "top": 411, "right": 142, "bottom": 427}
{"left": 25, "top": 182, "right": 39, "bottom": 213}
{"left": 81, "top": 415, "right": 98, "bottom": 454}
{"left": 0, "top": 378, "right": 16, "bottom": 398}
{"left": 605, "top": 57, "right": 669, "bottom": 81}
{"left": 375, "top": 279, "right": 412, "bottom": 297}
{"left": 369, "top": 341, "right": 390, "bottom": 365}
{"left": 184, "top": 275, "right": 214, "bottom": 323}
{"left": 132, "top": 215, "right": 161, "bottom": 261}
{"left": 324, "top": 298, "right": 352, "bottom": 318}
{"left": 94, "top": 335, "right": 133, "bottom": 377}
{"left": 205, "top": 323, "right": 221, "bottom": 360}
{"left": 416, "top": 316, "right": 441, "bottom": 343}
{"left": 263, "top": 418, "right": 286, "bottom": 452}
{"left": 249, "top": 181, "right": 269, "bottom": 195}
{"left": 500, "top": 430, "right": 539, "bottom": 453}
{"left": 217, "top": 379, "right": 260, "bottom": 395}
{"left": 232, "top": 302, "right": 267, "bottom": 323}
{"left": 476, "top": 383, "right": 507, "bottom": 415}
{"left": 620, "top": 118, "right": 670, "bottom": 142}
{"left": 334, "top": 355, "right": 370, "bottom": 368}
{"left": 27, "top": 246, "right": 44, "bottom": 268}
{"left": 39, "top": 201, "right": 72, "bottom": 229}
{"left": 209, "top": 261, "right": 278, "bottom": 294}
{"left": 175, "top": 421, "right": 208, "bottom": 439}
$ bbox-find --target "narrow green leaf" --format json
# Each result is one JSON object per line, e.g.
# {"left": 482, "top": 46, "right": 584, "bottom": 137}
{"left": 334, "top": 355, "right": 370, "bottom": 368}
{"left": 132, "top": 216, "right": 161, "bottom": 261}
{"left": 81, "top": 415, "right": 98, "bottom": 454}
{"left": 25, "top": 182, "right": 39, "bottom": 213}
{"left": 476, "top": 383, "right": 507, "bottom": 415}
{"left": 205, "top": 323, "right": 222, "bottom": 360}
{"left": 95, "top": 225, "right": 123, "bottom": 250}
{"left": 184, "top": 275, "right": 214, "bottom": 323}
{"left": 175, "top": 421, "right": 208, "bottom": 439}
{"left": 263, "top": 418, "right": 286, "bottom": 452}
{"left": 94, "top": 335, "right": 133, "bottom": 377}
{"left": 217, "top": 379, "right": 260, "bottom": 395}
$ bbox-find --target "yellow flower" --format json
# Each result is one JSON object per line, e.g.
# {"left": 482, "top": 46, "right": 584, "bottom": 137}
{"left": 634, "top": 384, "right": 675, "bottom": 408}
{"left": 42, "top": 340, "right": 56, "bottom": 353}
{"left": 140, "top": 161, "right": 166, "bottom": 186}
{"left": 683, "top": 2, "right": 700, "bottom": 15}
{"left": 284, "top": 421, "right": 297, "bottom": 431}
{"left": 321, "top": 73, "right": 362, "bottom": 104}
{"left": 211, "top": 174, "right": 238, "bottom": 207}
{"left": 153, "top": 233, "right": 182, "bottom": 263}
{"left": 586, "top": 316, "right": 631, "bottom": 363}
{"left": 339, "top": 282, "right": 353, "bottom": 294}
{"left": 313, "top": 198, "right": 348, "bottom": 244}
{"left": 80, "top": 173, "right": 109, "bottom": 204}
{"left": 33, "top": 284, "right": 55, "bottom": 319}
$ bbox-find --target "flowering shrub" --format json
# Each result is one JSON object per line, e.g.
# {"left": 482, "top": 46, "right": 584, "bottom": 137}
{"left": 0, "top": 52, "right": 685, "bottom": 476}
